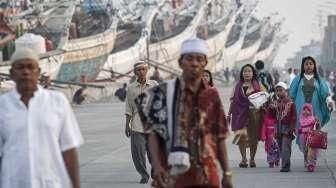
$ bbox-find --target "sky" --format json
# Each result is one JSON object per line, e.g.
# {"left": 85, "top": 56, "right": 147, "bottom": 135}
{"left": 254, "top": 0, "right": 336, "bottom": 67}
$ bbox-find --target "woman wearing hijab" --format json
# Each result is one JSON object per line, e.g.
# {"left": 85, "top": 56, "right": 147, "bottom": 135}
{"left": 289, "top": 56, "right": 332, "bottom": 141}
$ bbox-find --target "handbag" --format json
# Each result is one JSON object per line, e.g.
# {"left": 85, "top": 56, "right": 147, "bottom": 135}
{"left": 232, "top": 128, "right": 249, "bottom": 147}
{"left": 307, "top": 126, "right": 327, "bottom": 149}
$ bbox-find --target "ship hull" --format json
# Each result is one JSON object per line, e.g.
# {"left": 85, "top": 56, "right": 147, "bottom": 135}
{"left": 56, "top": 17, "right": 118, "bottom": 82}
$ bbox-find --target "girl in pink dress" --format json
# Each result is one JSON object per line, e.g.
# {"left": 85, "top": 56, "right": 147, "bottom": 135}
{"left": 298, "top": 103, "right": 319, "bottom": 172}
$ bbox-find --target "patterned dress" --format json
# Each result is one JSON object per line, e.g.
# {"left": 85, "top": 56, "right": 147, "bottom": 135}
{"left": 298, "top": 103, "right": 319, "bottom": 171}
{"left": 261, "top": 110, "right": 279, "bottom": 165}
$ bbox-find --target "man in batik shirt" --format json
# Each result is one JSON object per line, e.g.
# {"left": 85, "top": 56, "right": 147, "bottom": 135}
{"left": 269, "top": 82, "right": 296, "bottom": 172}
{"left": 136, "top": 38, "right": 233, "bottom": 188}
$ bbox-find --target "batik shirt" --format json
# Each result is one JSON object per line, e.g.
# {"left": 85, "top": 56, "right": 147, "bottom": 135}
{"left": 269, "top": 98, "right": 297, "bottom": 129}
{"left": 136, "top": 78, "right": 229, "bottom": 187}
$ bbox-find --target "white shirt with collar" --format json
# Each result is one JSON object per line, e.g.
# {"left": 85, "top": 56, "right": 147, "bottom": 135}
{"left": 0, "top": 86, "right": 84, "bottom": 188}
{"left": 126, "top": 79, "right": 158, "bottom": 133}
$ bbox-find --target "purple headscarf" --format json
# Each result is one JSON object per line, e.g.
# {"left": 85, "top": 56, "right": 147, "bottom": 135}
{"left": 231, "top": 80, "right": 261, "bottom": 131}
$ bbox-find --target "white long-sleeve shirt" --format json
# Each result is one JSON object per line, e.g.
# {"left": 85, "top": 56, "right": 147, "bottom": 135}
{"left": 0, "top": 86, "right": 84, "bottom": 188}
{"left": 286, "top": 72, "right": 296, "bottom": 85}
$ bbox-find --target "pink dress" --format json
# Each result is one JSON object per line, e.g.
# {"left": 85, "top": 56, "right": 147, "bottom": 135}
{"left": 261, "top": 111, "right": 280, "bottom": 165}
{"left": 298, "top": 120, "right": 319, "bottom": 169}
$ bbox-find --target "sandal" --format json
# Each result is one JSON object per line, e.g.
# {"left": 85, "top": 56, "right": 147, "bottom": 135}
{"left": 239, "top": 160, "right": 248, "bottom": 168}
{"left": 249, "top": 160, "right": 256, "bottom": 168}
{"left": 307, "top": 164, "right": 315, "bottom": 172}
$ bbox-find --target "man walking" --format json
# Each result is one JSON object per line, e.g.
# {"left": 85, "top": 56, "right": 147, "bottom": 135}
{"left": 285, "top": 68, "right": 295, "bottom": 85}
{"left": 125, "top": 61, "right": 158, "bottom": 184}
{"left": 224, "top": 67, "right": 230, "bottom": 82}
{"left": 136, "top": 38, "right": 233, "bottom": 188}
{"left": 0, "top": 48, "right": 83, "bottom": 188}
{"left": 255, "top": 60, "right": 274, "bottom": 93}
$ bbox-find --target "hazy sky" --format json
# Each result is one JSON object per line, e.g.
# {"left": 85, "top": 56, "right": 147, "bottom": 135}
{"left": 255, "top": 0, "right": 336, "bottom": 67}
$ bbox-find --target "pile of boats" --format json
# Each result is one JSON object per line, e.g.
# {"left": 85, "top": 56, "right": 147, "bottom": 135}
{"left": 0, "top": 0, "right": 288, "bottom": 84}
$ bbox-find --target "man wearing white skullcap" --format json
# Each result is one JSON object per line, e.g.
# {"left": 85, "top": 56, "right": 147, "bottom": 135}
{"left": 125, "top": 60, "right": 158, "bottom": 184}
{"left": 180, "top": 38, "right": 209, "bottom": 56}
{"left": 10, "top": 48, "right": 40, "bottom": 64}
{"left": 0, "top": 48, "right": 83, "bottom": 188}
{"left": 275, "top": 81, "right": 288, "bottom": 90}
{"left": 135, "top": 38, "right": 233, "bottom": 188}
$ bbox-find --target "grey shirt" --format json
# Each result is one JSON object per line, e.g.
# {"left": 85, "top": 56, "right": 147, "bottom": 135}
{"left": 125, "top": 79, "right": 158, "bottom": 133}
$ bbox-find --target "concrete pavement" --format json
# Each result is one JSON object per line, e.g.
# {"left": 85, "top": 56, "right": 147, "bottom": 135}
{"left": 75, "top": 85, "right": 336, "bottom": 188}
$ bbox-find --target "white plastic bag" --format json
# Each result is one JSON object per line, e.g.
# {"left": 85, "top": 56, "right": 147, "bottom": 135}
{"left": 248, "top": 91, "right": 270, "bottom": 109}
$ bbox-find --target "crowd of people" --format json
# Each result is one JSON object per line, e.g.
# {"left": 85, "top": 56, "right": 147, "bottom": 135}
{"left": 228, "top": 56, "right": 333, "bottom": 174}
{"left": 123, "top": 38, "right": 334, "bottom": 187}
{"left": 0, "top": 37, "right": 334, "bottom": 188}
{"left": 128, "top": 38, "right": 233, "bottom": 187}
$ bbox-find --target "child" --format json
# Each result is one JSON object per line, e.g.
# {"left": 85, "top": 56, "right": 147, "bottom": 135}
{"left": 298, "top": 103, "right": 319, "bottom": 172}
{"left": 261, "top": 109, "right": 280, "bottom": 168}
{"left": 268, "top": 82, "right": 296, "bottom": 172}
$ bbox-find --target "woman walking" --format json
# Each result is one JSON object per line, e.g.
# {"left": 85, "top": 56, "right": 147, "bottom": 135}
{"left": 289, "top": 56, "right": 332, "bottom": 135}
{"left": 228, "top": 64, "right": 266, "bottom": 168}
{"left": 289, "top": 56, "right": 333, "bottom": 170}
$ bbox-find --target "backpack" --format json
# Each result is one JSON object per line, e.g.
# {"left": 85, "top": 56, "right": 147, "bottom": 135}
{"left": 258, "top": 72, "right": 273, "bottom": 92}
{"left": 115, "top": 88, "right": 126, "bottom": 102}
{"left": 73, "top": 88, "right": 85, "bottom": 104}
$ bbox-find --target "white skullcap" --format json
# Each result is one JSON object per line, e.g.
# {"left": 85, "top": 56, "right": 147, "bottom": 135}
{"left": 10, "top": 48, "right": 39, "bottom": 64}
{"left": 180, "top": 38, "right": 209, "bottom": 56}
{"left": 275, "top": 81, "right": 288, "bottom": 90}
{"left": 133, "top": 60, "right": 148, "bottom": 69}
